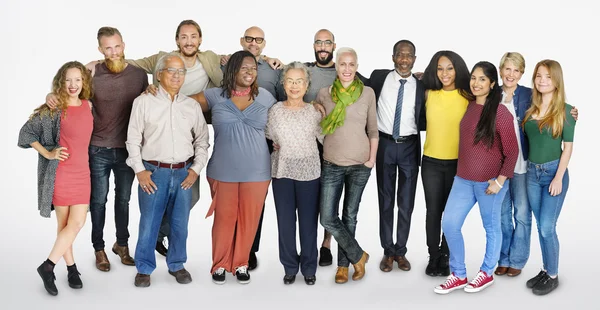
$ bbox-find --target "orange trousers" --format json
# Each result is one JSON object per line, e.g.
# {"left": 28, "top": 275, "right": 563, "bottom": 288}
{"left": 206, "top": 177, "right": 270, "bottom": 273}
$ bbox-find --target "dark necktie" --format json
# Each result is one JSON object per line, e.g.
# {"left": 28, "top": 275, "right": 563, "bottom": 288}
{"left": 392, "top": 79, "right": 407, "bottom": 139}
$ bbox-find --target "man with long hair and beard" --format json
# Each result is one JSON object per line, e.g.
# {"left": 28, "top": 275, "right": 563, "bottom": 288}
{"left": 46, "top": 27, "right": 149, "bottom": 272}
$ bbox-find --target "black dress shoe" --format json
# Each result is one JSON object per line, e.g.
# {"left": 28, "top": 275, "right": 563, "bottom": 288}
{"left": 155, "top": 240, "right": 168, "bottom": 257}
{"left": 37, "top": 263, "right": 58, "bottom": 296}
{"left": 283, "top": 275, "right": 296, "bottom": 285}
{"left": 248, "top": 251, "right": 258, "bottom": 270}
{"left": 319, "top": 247, "right": 332, "bottom": 266}
{"left": 67, "top": 264, "right": 83, "bottom": 289}
{"left": 304, "top": 275, "right": 316, "bottom": 285}
{"left": 425, "top": 256, "right": 438, "bottom": 277}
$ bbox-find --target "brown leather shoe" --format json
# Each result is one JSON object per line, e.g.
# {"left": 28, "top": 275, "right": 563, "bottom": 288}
{"left": 507, "top": 267, "right": 522, "bottom": 277}
{"left": 352, "top": 252, "right": 370, "bottom": 281}
{"left": 169, "top": 268, "right": 192, "bottom": 284}
{"left": 394, "top": 255, "right": 411, "bottom": 271}
{"left": 112, "top": 242, "right": 135, "bottom": 266}
{"left": 95, "top": 250, "right": 110, "bottom": 272}
{"left": 134, "top": 273, "right": 151, "bottom": 287}
{"left": 495, "top": 266, "right": 508, "bottom": 275}
{"left": 335, "top": 267, "right": 349, "bottom": 284}
{"left": 379, "top": 255, "right": 394, "bottom": 272}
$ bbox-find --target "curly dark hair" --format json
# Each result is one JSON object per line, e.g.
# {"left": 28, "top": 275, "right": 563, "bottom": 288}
{"left": 221, "top": 50, "right": 258, "bottom": 99}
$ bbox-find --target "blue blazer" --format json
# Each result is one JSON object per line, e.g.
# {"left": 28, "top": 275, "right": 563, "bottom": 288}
{"left": 506, "top": 84, "right": 532, "bottom": 160}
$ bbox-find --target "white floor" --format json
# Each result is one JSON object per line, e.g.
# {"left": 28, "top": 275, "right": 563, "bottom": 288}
{"left": 3, "top": 128, "right": 596, "bottom": 310}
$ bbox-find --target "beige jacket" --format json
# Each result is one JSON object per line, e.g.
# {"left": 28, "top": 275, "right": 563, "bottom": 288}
{"left": 127, "top": 50, "right": 223, "bottom": 88}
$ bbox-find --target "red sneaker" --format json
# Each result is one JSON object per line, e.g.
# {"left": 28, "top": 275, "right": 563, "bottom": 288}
{"left": 434, "top": 272, "right": 468, "bottom": 294}
{"left": 464, "top": 270, "right": 494, "bottom": 293}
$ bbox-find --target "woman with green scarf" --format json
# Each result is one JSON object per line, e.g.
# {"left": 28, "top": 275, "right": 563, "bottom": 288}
{"left": 315, "top": 47, "right": 379, "bottom": 284}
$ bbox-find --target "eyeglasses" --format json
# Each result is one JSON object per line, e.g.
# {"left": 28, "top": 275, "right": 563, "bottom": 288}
{"left": 244, "top": 36, "right": 264, "bottom": 44}
{"left": 284, "top": 79, "right": 306, "bottom": 86}
{"left": 162, "top": 67, "right": 187, "bottom": 75}
{"left": 314, "top": 40, "right": 333, "bottom": 47}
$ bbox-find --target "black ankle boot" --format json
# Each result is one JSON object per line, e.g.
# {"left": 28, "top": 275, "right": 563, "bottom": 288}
{"left": 67, "top": 264, "right": 83, "bottom": 289}
{"left": 437, "top": 253, "right": 450, "bottom": 276}
{"left": 37, "top": 261, "right": 58, "bottom": 296}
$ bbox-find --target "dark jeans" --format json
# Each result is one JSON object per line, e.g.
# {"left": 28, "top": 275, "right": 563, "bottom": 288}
{"left": 421, "top": 155, "right": 456, "bottom": 259}
{"left": 375, "top": 136, "right": 419, "bottom": 257}
{"left": 89, "top": 146, "right": 135, "bottom": 251}
{"left": 273, "top": 178, "right": 320, "bottom": 276}
{"left": 319, "top": 161, "right": 371, "bottom": 267}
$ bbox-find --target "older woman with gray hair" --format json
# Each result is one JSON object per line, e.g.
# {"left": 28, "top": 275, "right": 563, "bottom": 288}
{"left": 266, "top": 61, "right": 324, "bottom": 285}
{"left": 315, "top": 47, "right": 378, "bottom": 284}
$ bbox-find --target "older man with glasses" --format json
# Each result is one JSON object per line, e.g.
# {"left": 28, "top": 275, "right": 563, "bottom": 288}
{"left": 126, "top": 54, "right": 210, "bottom": 288}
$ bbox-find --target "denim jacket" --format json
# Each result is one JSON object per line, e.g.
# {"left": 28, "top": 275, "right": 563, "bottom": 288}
{"left": 505, "top": 84, "right": 532, "bottom": 160}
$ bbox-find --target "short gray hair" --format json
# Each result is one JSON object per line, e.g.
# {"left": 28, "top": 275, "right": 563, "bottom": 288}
{"left": 280, "top": 61, "right": 311, "bottom": 89}
{"left": 154, "top": 52, "right": 185, "bottom": 77}
{"left": 335, "top": 47, "right": 358, "bottom": 65}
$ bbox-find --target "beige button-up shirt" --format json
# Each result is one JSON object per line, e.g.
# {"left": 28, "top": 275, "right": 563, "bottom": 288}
{"left": 125, "top": 86, "right": 210, "bottom": 175}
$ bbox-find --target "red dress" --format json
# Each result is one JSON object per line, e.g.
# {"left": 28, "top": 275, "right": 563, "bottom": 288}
{"left": 52, "top": 100, "right": 94, "bottom": 206}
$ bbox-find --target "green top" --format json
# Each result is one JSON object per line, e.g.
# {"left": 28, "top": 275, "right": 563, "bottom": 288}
{"left": 524, "top": 104, "right": 575, "bottom": 164}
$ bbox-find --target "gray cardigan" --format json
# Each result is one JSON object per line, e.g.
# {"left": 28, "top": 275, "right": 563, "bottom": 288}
{"left": 18, "top": 112, "right": 61, "bottom": 218}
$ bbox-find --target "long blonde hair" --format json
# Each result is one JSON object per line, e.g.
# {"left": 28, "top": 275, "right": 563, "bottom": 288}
{"left": 522, "top": 60, "right": 566, "bottom": 139}
{"left": 31, "top": 61, "right": 93, "bottom": 119}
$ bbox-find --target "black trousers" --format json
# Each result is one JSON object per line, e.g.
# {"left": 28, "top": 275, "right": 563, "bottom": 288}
{"left": 376, "top": 135, "right": 419, "bottom": 257}
{"left": 421, "top": 155, "right": 456, "bottom": 258}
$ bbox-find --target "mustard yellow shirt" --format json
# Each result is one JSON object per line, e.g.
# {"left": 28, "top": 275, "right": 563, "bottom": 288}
{"left": 423, "top": 89, "right": 469, "bottom": 159}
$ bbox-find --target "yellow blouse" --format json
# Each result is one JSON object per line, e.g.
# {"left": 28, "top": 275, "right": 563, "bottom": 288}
{"left": 423, "top": 89, "right": 469, "bottom": 160}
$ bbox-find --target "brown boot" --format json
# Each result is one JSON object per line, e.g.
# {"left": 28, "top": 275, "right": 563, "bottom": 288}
{"left": 352, "top": 252, "right": 370, "bottom": 281}
{"left": 112, "top": 242, "right": 135, "bottom": 266}
{"left": 335, "top": 267, "right": 349, "bottom": 284}
{"left": 95, "top": 250, "right": 110, "bottom": 272}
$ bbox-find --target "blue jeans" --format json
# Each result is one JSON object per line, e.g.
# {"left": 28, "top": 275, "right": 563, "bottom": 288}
{"left": 442, "top": 176, "right": 509, "bottom": 278}
{"left": 319, "top": 161, "right": 372, "bottom": 267}
{"left": 89, "top": 146, "right": 135, "bottom": 251}
{"left": 498, "top": 172, "right": 532, "bottom": 269}
{"left": 135, "top": 161, "right": 192, "bottom": 275}
{"left": 527, "top": 159, "right": 569, "bottom": 276}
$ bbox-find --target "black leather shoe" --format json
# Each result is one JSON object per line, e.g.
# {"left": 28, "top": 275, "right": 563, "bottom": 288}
{"left": 319, "top": 247, "right": 333, "bottom": 266}
{"left": 37, "top": 263, "right": 58, "bottom": 296}
{"left": 532, "top": 274, "right": 559, "bottom": 295}
{"left": 283, "top": 274, "right": 296, "bottom": 285}
{"left": 67, "top": 264, "right": 83, "bottom": 289}
{"left": 156, "top": 240, "right": 168, "bottom": 257}
{"left": 425, "top": 256, "right": 438, "bottom": 277}
{"left": 304, "top": 275, "right": 316, "bottom": 285}
{"left": 248, "top": 251, "right": 258, "bottom": 270}
{"left": 437, "top": 253, "right": 450, "bottom": 276}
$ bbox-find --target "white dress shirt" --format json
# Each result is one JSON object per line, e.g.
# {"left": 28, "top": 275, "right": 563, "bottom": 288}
{"left": 377, "top": 71, "right": 418, "bottom": 136}
{"left": 126, "top": 86, "right": 210, "bottom": 174}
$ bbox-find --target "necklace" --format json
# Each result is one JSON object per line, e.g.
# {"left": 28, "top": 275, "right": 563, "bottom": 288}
{"left": 232, "top": 87, "right": 251, "bottom": 97}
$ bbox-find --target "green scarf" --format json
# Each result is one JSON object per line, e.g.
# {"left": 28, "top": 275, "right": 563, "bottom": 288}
{"left": 320, "top": 77, "right": 364, "bottom": 135}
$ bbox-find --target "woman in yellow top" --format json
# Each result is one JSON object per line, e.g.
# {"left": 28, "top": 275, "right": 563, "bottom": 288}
{"left": 420, "top": 51, "right": 474, "bottom": 277}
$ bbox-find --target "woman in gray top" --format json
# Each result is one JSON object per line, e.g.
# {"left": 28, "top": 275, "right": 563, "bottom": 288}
{"left": 315, "top": 47, "right": 379, "bottom": 284}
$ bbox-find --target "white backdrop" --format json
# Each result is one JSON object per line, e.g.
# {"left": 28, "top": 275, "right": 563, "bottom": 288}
{"left": 1, "top": 0, "right": 597, "bottom": 309}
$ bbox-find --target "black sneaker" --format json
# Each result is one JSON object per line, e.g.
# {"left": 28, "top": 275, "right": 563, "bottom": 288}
{"left": 67, "top": 264, "right": 83, "bottom": 289}
{"left": 437, "top": 254, "right": 450, "bottom": 276}
{"left": 235, "top": 266, "right": 251, "bottom": 284}
{"left": 532, "top": 274, "right": 559, "bottom": 295}
{"left": 37, "top": 263, "right": 58, "bottom": 296}
{"left": 248, "top": 251, "right": 258, "bottom": 270}
{"left": 319, "top": 247, "right": 333, "bottom": 266}
{"left": 425, "top": 256, "right": 438, "bottom": 277}
{"left": 526, "top": 270, "right": 548, "bottom": 288}
{"left": 212, "top": 267, "right": 226, "bottom": 285}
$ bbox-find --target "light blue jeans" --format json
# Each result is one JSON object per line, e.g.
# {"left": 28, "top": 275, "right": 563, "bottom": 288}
{"left": 527, "top": 159, "right": 569, "bottom": 276}
{"left": 498, "top": 172, "right": 532, "bottom": 269}
{"left": 443, "top": 176, "right": 509, "bottom": 278}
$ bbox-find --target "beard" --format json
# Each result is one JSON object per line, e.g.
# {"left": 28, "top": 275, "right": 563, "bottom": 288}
{"left": 179, "top": 44, "right": 198, "bottom": 57}
{"left": 105, "top": 54, "right": 126, "bottom": 73}
{"left": 314, "top": 50, "right": 333, "bottom": 66}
